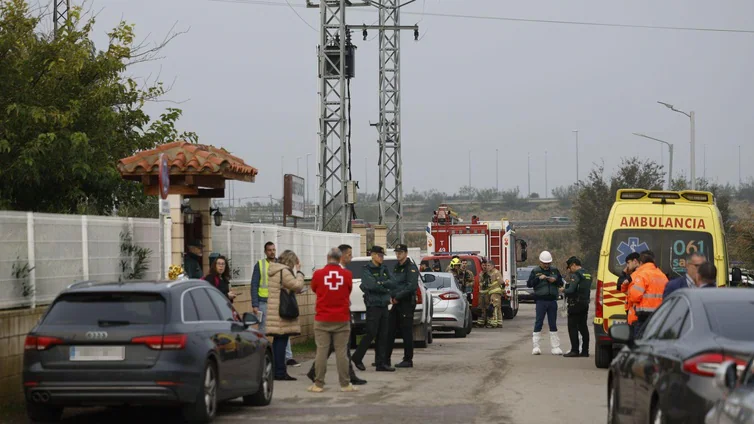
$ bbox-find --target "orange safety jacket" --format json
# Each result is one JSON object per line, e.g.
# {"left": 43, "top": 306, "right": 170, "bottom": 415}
{"left": 627, "top": 263, "right": 668, "bottom": 324}
{"left": 619, "top": 274, "right": 635, "bottom": 321}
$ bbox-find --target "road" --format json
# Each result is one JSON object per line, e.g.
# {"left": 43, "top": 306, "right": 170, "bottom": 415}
{"left": 19, "top": 304, "right": 607, "bottom": 424}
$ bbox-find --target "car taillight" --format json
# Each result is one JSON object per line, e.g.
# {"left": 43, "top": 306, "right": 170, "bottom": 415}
{"left": 439, "top": 292, "right": 460, "bottom": 300}
{"left": 682, "top": 353, "right": 747, "bottom": 377}
{"left": 595, "top": 279, "right": 604, "bottom": 318}
{"left": 131, "top": 334, "right": 187, "bottom": 350}
{"left": 24, "top": 335, "right": 63, "bottom": 351}
{"left": 416, "top": 287, "right": 422, "bottom": 304}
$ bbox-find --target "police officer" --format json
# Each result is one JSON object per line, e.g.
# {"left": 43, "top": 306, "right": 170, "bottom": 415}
{"left": 351, "top": 246, "right": 397, "bottom": 372}
{"left": 386, "top": 244, "right": 419, "bottom": 368}
{"left": 561, "top": 257, "right": 590, "bottom": 358}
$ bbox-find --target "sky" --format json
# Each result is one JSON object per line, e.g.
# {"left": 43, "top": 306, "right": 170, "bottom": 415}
{"left": 46, "top": 0, "right": 754, "bottom": 202}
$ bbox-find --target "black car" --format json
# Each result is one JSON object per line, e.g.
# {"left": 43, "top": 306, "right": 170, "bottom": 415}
{"left": 607, "top": 289, "right": 754, "bottom": 424}
{"left": 23, "top": 280, "right": 273, "bottom": 423}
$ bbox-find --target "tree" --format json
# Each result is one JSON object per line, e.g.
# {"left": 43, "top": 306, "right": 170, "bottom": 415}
{"left": 729, "top": 209, "right": 754, "bottom": 268}
{"left": 476, "top": 188, "right": 499, "bottom": 205}
{"left": 574, "top": 158, "right": 665, "bottom": 267}
{"left": 458, "top": 185, "right": 477, "bottom": 200}
{"left": 552, "top": 184, "right": 581, "bottom": 207}
{"left": 0, "top": 1, "right": 195, "bottom": 216}
{"left": 670, "top": 175, "right": 734, "bottom": 231}
{"left": 738, "top": 179, "right": 754, "bottom": 203}
{"left": 529, "top": 192, "right": 540, "bottom": 199}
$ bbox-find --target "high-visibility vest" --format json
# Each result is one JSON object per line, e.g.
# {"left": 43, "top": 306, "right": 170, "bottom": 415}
{"left": 258, "top": 259, "right": 270, "bottom": 298}
{"left": 628, "top": 263, "right": 668, "bottom": 321}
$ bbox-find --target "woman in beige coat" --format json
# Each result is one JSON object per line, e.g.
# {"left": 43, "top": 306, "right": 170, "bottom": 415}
{"left": 267, "top": 250, "right": 305, "bottom": 380}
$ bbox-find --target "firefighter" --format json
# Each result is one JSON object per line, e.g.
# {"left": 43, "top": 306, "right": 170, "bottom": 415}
{"left": 476, "top": 260, "right": 492, "bottom": 328}
{"left": 459, "top": 259, "right": 475, "bottom": 294}
{"left": 627, "top": 251, "right": 668, "bottom": 337}
{"left": 486, "top": 260, "right": 504, "bottom": 328}
{"left": 446, "top": 256, "right": 461, "bottom": 273}
{"left": 619, "top": 252, "right": 641, "bottom": 327}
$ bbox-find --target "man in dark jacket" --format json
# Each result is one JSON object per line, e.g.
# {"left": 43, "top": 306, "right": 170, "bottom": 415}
{"left": 351, "top": 246, "right": 397, "bottom": 372}
{"left": 183, "top": 240, "right": 204, "bottom": 279}
{"left": 562, "top": 257, "right": 591, "bottom": 358}
{"left": 527, "top": 250, "right": 564, "bottom": 355}
{"left": 697, "top": 263, "right": 718, "bottom": 288}
{"left": 386, "top": 244, "right": 419, "bottom": 368}
{"left": 663, "top": 253, "right": 706, "bottom": 299}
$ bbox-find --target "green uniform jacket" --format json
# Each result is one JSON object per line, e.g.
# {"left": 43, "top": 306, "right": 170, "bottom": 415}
{"left": 184, "top": 253, "right": 203, "bottom": 279}
{"left": 564, "top": 269, "right": 591, "bottom": 305}
{"left": 526, "top": 266, "right": 564, "bottom": 301}
{"left": 391, "top": 260, "right": 419, "bottom": 309}
{"left": 360, "top": 261, "right": 397, "bottom": 307}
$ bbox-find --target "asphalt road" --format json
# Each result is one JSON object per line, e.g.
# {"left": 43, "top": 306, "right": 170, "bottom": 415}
{"left": 14, "top": 303, "right": 607, "bottom": 424}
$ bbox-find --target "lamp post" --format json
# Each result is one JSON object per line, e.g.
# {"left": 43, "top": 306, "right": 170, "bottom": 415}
{"left": 573, "top": 130, "right": 579, "bottom": 182}
{"left": 527, "top": 152, "right": 531, "bottom": 197}
{"left": 306, "top": 153, "right": 312, "bottom": 218}
{"left": 544, "top": 150, "right": 548, "bottom": 197}
{"left": 658, "top": 101, "right": 696, "bottom": 189}
{"left": 632, "top": 133, "right": 674, "bottom": 189}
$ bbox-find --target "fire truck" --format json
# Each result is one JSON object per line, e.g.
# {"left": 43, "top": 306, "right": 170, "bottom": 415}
{"left": 422, "top": 217, "right": 528, "bottom": 320}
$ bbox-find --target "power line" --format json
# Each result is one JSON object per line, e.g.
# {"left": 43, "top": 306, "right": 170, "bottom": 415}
{"left": 283, "top": 0, "right": 317, "bottom": 32}
{"left": 209, "top": 0, "right": 754, "bottom": 35}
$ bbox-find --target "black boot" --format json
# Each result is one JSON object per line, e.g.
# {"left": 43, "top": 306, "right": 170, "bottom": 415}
{"left": 563, "top": 351, "right": 580, "bottom": 358}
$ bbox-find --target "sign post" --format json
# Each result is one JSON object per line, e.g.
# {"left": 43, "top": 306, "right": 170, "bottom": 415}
{"left": 283, "top": 174, "right": 305, "bottom": 228}
{"left": 158, "top": 154, "right": 170, "bottom": 279}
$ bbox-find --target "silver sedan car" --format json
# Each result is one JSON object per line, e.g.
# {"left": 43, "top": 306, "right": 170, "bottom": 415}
{"left": 422, "top": 272, "right": 472, "bottom": 338}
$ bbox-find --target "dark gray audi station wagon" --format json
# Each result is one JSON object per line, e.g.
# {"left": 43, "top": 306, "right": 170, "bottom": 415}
{"left": 22, "top": 279, "right": 273, "bottom": 423}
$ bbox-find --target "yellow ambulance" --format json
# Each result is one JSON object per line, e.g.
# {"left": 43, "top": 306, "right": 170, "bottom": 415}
{"left": 593, "top": 189, "right": 728, "bottom": 368}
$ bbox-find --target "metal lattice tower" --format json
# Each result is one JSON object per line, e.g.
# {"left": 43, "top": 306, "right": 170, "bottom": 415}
{"left": 53, "top": 0, "right": 70, "bottom": 36}
{"left": 316, "top": 0, "right": 350, "bottom": 233}
{"left": 376, "top": 0, "right": 403, "bottom": 246}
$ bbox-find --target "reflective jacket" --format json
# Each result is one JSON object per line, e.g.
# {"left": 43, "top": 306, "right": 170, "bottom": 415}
{"left": 627, "top": 263, "right": 668, "bottom": 323}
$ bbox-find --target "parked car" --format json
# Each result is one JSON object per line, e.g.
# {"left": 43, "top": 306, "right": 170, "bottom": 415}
{"left": 422, "top": 272, "right": 472, "bottom": 338}
{"left": 607, "top": 289, "right": 754, "bottom": 424}
{"left": 345, "top": 256, "right": 433, "bottom": 348}
{"left": 23, "top": 280, "right": 273, "bottom": 423}
{"left": 705, "top": 354, "right": 754, "bottom": 424}
{"left": 517, "top": 266, "right": 535, "bottom": 302}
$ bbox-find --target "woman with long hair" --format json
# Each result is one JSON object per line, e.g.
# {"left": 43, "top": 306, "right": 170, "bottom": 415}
{"left": 202, "top": 255, "right": 237, "bottom": 302}
{"left": 266, "top": 250, "right": 305, "bottom": 381}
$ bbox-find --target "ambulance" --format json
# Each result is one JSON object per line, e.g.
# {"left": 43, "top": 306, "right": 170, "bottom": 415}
{"left": 593, "top": 189, "right": 728, "bottom": 369}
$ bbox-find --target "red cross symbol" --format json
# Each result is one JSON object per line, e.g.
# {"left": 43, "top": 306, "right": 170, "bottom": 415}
{"left": 324, "top": 271, "right": 344, "bottom": 290}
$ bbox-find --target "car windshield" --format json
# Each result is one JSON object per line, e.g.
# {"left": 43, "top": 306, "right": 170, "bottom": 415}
{"left": 704, "top": 301, "right": 754, "bottom": 341}
{"left": 345, "top": 259, "right": 399, "bottom": 280}
{"left": 43, "top": 292, "right": 166, "bottom": 326}
{"left": 517, "top": 268, "right": 533, "bottom": 281}
{"left": 608, "top": 229, "right": 714, "bottom": 277}
{"left": 421, "top": 273, "right": 453, "bottom": 289}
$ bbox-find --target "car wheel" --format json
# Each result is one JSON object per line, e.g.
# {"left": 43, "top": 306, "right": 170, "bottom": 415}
{"left": 244, "top": 349, "right": 274, "bottom": 407}
{"left": 26, "top": 401, "right": 63, "bottom": 423}
{"left": 607, "top": 380, "right": 619, "bottom": 424}
{"left": 183, "top": 360, "right": 218, "bottom": 423}
{"left": 650, "top": 401, "right": 666, "bottom": 424}
{"left": 465, "top": 312, "right": 473, "bottom": 334}
{"left": 414, "top": 323, "right": 428, "bottom": 348}
{"left": 595, "top": 344, "right": 613, "bottom": 369}
{"left": 427, "top": 325, "right": 433, "bottom": 344}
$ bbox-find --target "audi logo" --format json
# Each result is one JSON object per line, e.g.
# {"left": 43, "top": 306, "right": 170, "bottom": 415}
{"left": 85, "top": 331, "right": 108, "bottom": 340}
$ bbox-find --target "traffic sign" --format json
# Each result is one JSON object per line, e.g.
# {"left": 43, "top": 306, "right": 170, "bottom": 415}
{"left": 158, "top": 153, "right": 170, "bottom": 200}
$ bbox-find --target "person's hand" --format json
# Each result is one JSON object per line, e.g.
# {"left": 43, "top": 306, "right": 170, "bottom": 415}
{"left": 228, "top": 291, "right": 237, "bottom": 300}
{"left": 539, "top": 274, "right": 546, "bottom": 280}
{"left": 547, "top": 276, "right": 556, "bottom": 283}
{"left": 253, "top": 307, "right": 259, "bottom": 314}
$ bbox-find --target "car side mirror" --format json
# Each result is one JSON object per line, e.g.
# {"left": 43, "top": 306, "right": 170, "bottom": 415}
{"left": 423, "top": 274, "right": 436, "bottom": 282}
{"left": 608, "top": 323, "right": 634, "bottom": 346}
{"left": 243, "top": 312, "right": 259, "bottom": 327}
{"left": 714, "top": 361, "right": 738, "bottom": 393}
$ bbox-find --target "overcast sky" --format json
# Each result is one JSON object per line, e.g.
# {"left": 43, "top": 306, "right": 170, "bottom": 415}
{"left": 74, "top": 0, "right": 754, "bottom": 202}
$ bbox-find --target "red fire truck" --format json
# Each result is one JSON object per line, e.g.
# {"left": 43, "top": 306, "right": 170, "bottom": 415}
{"left": 422, "top": 218, "right": 528, "bottom": 319}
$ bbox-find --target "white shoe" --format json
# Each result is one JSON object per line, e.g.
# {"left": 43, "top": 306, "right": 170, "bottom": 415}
{"left": 532, "top": 332, "right": 542, "bottom": 355}
{"left": 550, "top": 332, "right": 563, "bottom": 355}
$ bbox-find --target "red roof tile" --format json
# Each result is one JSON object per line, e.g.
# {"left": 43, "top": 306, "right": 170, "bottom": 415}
{"left": 118, "top": 141, "right": 258, "bottom": 181}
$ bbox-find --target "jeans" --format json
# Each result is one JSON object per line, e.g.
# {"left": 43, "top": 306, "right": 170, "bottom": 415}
{"left": 534, "top": 300, "right": 558, "bottom": 332}
{"left": 260, "top": 300, "right": 293, "bottom": 361}
{"left": 567, "top": 312, "right": 589, "bottom": 353}
{"left": 352, "top": 306, "right": 390, "bottom": 366}
{"left": 272, "top": 335, "right": 290, "bottom": 378}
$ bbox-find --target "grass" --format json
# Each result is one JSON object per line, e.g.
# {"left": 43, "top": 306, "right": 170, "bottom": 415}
{"left": 291, "top": 337, "right": 317, "bottom": 355}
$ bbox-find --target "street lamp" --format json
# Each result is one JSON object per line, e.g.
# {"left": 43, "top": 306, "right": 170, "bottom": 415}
{"left": 658, "top": 101, "right": 696, "bottom": 190}
{"left": 573, "top": 130, "right": 579, "bottom": 182}
{"left": 632, "top": 133, "right": 674, "bottom": 189}
{"left": 306, "top": 153, "right": 312, "bottom": 218}
{"left": 296, "top": 156, "right": 301, "bottom": 176}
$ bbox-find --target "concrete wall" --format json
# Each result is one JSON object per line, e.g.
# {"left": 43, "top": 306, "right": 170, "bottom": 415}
{"left": 0, "top": 283, "right": 317, "bottom": 404}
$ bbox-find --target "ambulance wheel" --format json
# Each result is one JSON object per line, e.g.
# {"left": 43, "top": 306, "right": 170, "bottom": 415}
{"left": 595, "top": 344, "right": 613, "bottom": 369}
{"left": 503, "top": 307, "right": 514, "bottom": 320}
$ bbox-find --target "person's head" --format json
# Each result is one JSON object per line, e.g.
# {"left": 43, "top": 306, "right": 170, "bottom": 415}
{"left": 327, "top": 247, "right": 342, "bottom": 264}
{"left": 566, "top": 256, "right": 582, "bottom": 273}
{"left": 461, "top": 259, "right": 468, "bottom": 270}
{"left": 539, "top": 251, "right": 553, "bottom": 269}
{"left": 685, "top": 253, "right": 707, "bottom": 282}
{"left": 188, "top": 240, "right": 203, "bottom": 256}
{"left": 370, "top": 245, "right": 385, "bottom": 265}
{"left": 264, "top": 242, "right": 276, "bottom": 261}
{"left": 485, "top": 260, "right": 495, "bottom": 272}
{"left": 639, "top": 251, "right": 656, "bottom": 265}
{"left": 625, "top": 252, "right": 641, "bottom": 273}
{"left": 212, "top": 255, "right": 230, "bottom": 279}
{"left": 278, "top": 250, "right": 299, "bottom": 269}
{"left": 393, "top": 244, "right": 409, "bottom": 263}
{"left": 697, "top": 262, "right": 717, "bottom": 286}
{"left": 450, "top": 257, "right": 461, "bottom": 270}
{"left": 338, "top": 244, "right": 353, "bottom": 265}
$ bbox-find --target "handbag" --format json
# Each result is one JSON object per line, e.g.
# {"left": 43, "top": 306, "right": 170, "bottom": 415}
{"left": 278, "top": 269, "right": 300, "bottom": 319}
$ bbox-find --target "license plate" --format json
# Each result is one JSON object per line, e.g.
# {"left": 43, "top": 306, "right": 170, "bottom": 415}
{"left": 360, "top": 313, "right": 366, "bottom": 321}
{"left": 69, "top": 346, "right": 125, "bottom": 361}
{"left": 611, "top": 320, "right": 627, "bottom": 326}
